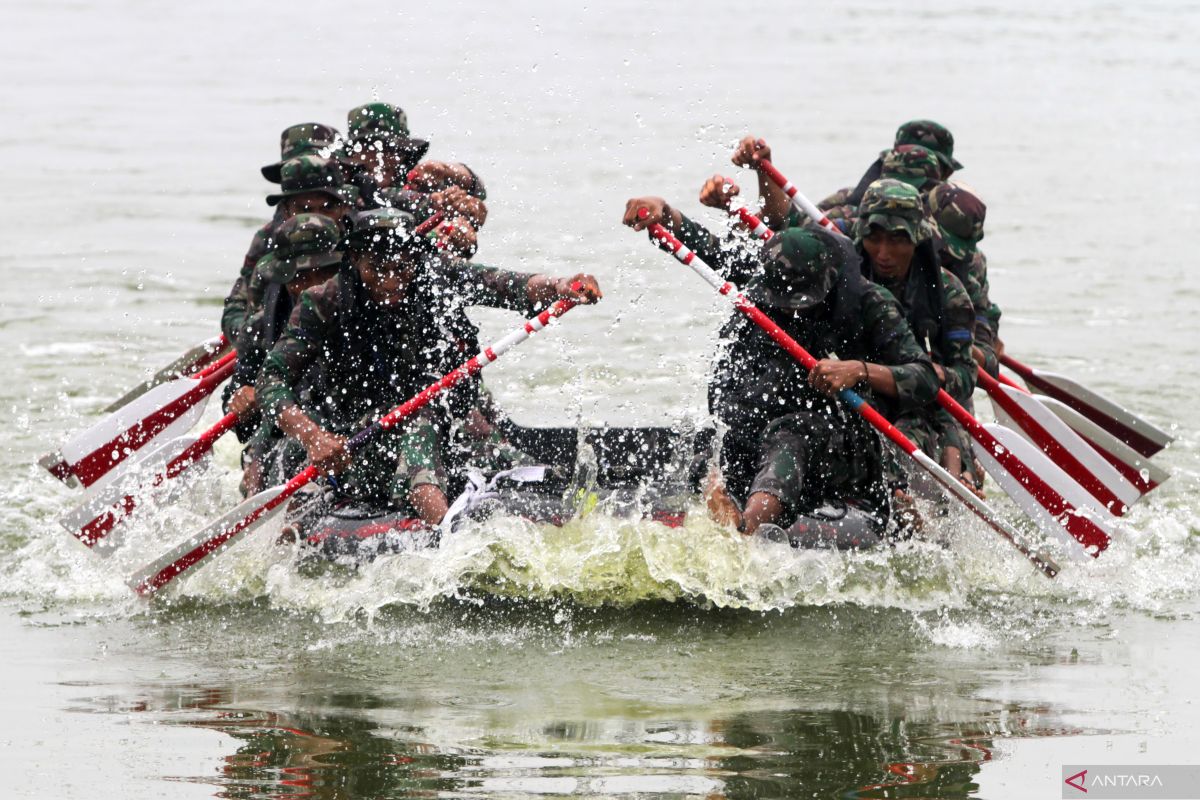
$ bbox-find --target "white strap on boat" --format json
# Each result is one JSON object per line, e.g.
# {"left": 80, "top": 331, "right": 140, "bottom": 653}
{"left": 440, "top": 465, "right": 548, "bottom": 532}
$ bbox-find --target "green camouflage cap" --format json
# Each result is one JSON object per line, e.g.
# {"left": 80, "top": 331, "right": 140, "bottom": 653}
{"left": 345, "top": 207, "right": 435, "bottom": 254}
{"left": 261, "top": 123, "right": 344, "bottom": 183}
{"left": 880, "top": 145, "right": 942, "bottom": 192}
{"left": 348, "top": 103, "right": 410, "bottom": 143}
{"left": 853, "top": 179, "right": 931, "bottom": 245}
{"left": 257, "top": 213, "right": 346, "bottom": 284}
{"left": 929, "top": 182, "right": 986, "bottom": 260}
{"left": 894, "top": 119, "right": 963, "bottom": 172}
{"left": 265, "top": 155, "right": 356, "bottom": 206}
{"left": 751, "top": 228, "right": 837, "bottom": 311}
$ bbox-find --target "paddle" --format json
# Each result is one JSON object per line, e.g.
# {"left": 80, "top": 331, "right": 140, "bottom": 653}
{"left": 994, "top": 372, "right": 1168, "bottom": 495}
{"left": 978, "top": 367, "right": 1140, "bottom": 514}
{"left": 101, "top": 334, "right": 230, "bottom": 413}
{"left": 128, "top": 294, "right": 585, "bottom": 596}
{"left": 59, "top": 412, "right": 240, "bottom": 556}
{"left": 638, "top": 218, "right": 1058, "bottom": 578}
{"left": 736, "top": 167, "right": 1123, "bottom": 555}
{"left": 1000, "top": 354, "right": 1173, "bottom": 459}
{"left": 39, "top": 351, "right": 237, "bottom": 490}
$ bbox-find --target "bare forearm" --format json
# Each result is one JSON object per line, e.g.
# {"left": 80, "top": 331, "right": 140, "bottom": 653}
{"left": 411, "top": 484, "right": 449, "bottom": 525}
{"left": 864, "top": 362, "right": 899, "bottom": 398}
{"left": 757, "top": 169, "right": 791, "bottom": 227}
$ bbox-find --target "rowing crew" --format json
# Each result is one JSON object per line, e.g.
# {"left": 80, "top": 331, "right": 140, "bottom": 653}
{"left": 222, "top": 107, "right": 995, "bottom": 542}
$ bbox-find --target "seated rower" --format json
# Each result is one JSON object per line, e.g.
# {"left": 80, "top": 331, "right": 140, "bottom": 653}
{"left": 256, "top": 208, "right": 600, "bottom": 526}
{"left": 222, "top": 154, "right": 358, "bottom": 344}
{"left": 622, "top": 196, "right": 938, "bottom": 540}
{"left": 928, "top": 182, "right": 1001, "bottom": 375}
{"left": 340, "top": 102, "right": 487, "bottom": 252}
{"left": 849, "top": 179, "right": 982, "bottom": 495}
{"left": 223, "top": 214, "right": 348, "bottom": 496}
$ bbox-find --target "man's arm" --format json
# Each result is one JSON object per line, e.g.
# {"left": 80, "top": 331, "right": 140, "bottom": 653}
{"left": 935, "top": 270, "right": 979, "bottom": 405}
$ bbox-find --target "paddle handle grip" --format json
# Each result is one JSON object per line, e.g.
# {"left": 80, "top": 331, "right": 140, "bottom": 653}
{"left": 756, "top": 159, "right": 843, "bottom": 236}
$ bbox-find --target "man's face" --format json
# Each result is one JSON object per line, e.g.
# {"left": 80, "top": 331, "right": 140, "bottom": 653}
{"left": 352, "top": 245, "right": 422, "bottom": 305}
{"left": 282, "top": 192, "right": 350, "bottom": 221}
{"left": 347, "top": 146, "right": 404, "bottom": 188}
{"left": 862, "top": 226, "right": 916, "bottom": 281}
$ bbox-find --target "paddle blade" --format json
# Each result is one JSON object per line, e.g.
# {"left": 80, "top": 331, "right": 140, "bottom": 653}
{"left": 1035, "top": 395, "right": 1170, "bottom": 494}
{"left": 972, "top": 423, "right": 1119, "bottom": 559}
{"left": 127, "top": 485, "right": 291, "bottom": 597}
{"left": 907, "top": 449, "right": 1059, "bottom": 578}
{"left": 990, "top": 385, "right": 1141, "bottom": 513}
{"left": 102, "top": 334, "right": 229, "bottom": 413}
{"left": 40, "top": 360, "right": 228, "bottom": 490}
{"left": 1016, "top": 367, "right": 1173, "bottom": 458}
{"left": 58, "top": 433, "right": 211, "bottom": 557}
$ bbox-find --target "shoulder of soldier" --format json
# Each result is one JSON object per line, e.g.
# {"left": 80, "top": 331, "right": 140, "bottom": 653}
{"left": 293, "top": 272, "right": 346, "bottom": 322}
{"left": 860, "top": 283, "right": 908, "bottom": 329}
{"left": 817, "top": 186, "right": 854, "bottom": 211}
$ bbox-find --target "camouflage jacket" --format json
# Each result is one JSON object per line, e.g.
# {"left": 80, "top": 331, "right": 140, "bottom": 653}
{"left": 940, "top": 247, "right": 1000, "bottom": 376}
{"left": 674, "top": 215, "right": 939, "bottom": 435}
{"left": 257, "top": 258, "right": 537, "bottom": 434}
{"left": 221, "top": 214, "right": 284, "bottom": 343}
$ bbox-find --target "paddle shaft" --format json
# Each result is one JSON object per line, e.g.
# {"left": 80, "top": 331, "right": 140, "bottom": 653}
{"left": 103, "top": 334, "right": 230, "bottom": 413}
{"left": 132, "top": 297, "right": 581, "bottom": 596}
{"left": 755, "top": 159, "right": 843, "bottom": 236}
{"left": 645, "top": 221, "right": 1057, "bottom": 577}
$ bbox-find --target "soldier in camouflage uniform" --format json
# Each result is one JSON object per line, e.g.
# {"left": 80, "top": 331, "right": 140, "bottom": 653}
{"left": 340, "top": 102, "right": 487, "bottom": 257}
{"left": 256, "top": 208, "right": 601, "bottom": 525}
{"left": 929, "top": 182, "right": 1001, "bottom": 376}
{"left": 221, "top": 154, "right": 357, "bottom": 344}
{"left": 730, "top": 121, "right": 962, "bottom": 232}
{"left": 623, "top": 195, "right": 939, "bottom": 537}
{"left": 224, "top": 214, "right": 348, "bottom": 495}
{"left": 851, "top": 179, "right": 982, "bottom": 491}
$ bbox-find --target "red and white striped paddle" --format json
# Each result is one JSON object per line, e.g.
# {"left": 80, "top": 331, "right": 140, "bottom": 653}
{"left": 1000, "top": 354, "right": 1173, "bottom": 459}
{"left": 128, "top": 294, "right": 585, "bottom": 596}
{"left": 995, "top": 372, "right": 1168, "bottom": 495}
{"left": 638, "top": 216, "right": 1058, "bottom": 577}
{"left": 102, "top": 334, "right": 230, "bottom": 413}
{"left": 717, "top": 199, "right": 1116, "bottom": 557}
{"left": 40, "top": 351, "right": 236, "bottom": 491}
{"left": 59, "top": 411, "right": 241, "bottom": 556}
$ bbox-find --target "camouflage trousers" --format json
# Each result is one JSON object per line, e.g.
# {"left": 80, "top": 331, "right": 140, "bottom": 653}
{"left": 723, "top": 409, "right": 889, "bottom": 525}
{"left": 262, "top": 408, "right": 534, "bottom": 513}
{"left": 889, "top": 404, "right": 982, "bottom": 489}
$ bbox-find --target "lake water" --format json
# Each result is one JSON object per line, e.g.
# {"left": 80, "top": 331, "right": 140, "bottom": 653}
{"left": 1, "top": 0, "right": 1197, "bottom": 797}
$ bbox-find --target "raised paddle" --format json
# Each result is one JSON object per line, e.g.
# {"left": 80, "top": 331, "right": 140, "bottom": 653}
{"left": 59, "top": 411, "right": 241, "bottom": 556}
{"left": 637, "top": 218, "right": 1058, "bottom": 578}
{"left": 40, "top": 351, "right": 237, "bottom": 490}
{"left": 102, "top": 334, "right": 230, "bottom": 413}
{"left": 994, "top": 371, "right": 1168, "bottom": 495}
{"left": 722, "top": 196, "right": 1139, "bottom": 519}
{"left": 1000, "top": 354, "right": 1173, "bottom": 459}
{"left": 128, "top": 294, "right": 586, "bottom": 596}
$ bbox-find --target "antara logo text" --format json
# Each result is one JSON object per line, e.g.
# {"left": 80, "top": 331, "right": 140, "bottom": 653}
{"left": 1065, "top": 768, "right": 1166, "bottom": 792}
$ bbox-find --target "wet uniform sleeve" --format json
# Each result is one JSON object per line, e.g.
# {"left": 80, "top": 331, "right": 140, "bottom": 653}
{"left": 221, "top": 225, "right": 273, "bottom": 343}
{"left": 675, "top": 213, "right": 763, "bottom": 287}
{"left": 256, "top": 279, "right": 338, "bottom": 421}
{"left": 937, "top": 269, "right": 978, "bottom": 406}
{"left": 958, "top": 263, "right": 999, "bottom": 378}
{"left": 861, "top": 285, "right": 940, "bottom": 413}
{"left": 445, "top": 258, "right": 538, "bottom": 314}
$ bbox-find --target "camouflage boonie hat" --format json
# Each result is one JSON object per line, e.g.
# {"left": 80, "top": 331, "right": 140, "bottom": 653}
{"left": 265, "top": 155, "right": 356, "bottom": 206}
{"left": 344, "top": 103, "right": 430, "bottom": 164}
{"left": 929, "top": 182, "right": 986, "bottom": 260}
{"left": 854, "top": 179, "right": 931, "bottom": 244}
{"left": 261, "top": 123, "right": 344, "bottom": 183}
{"left": 751, "top": 228, "right": 837, "bottom": 311}
{"left": 257, "top": 213, "right": 346, "bottom": 284}
{"left": 894, "top": 120, "right": 963, "bottom": 172}
{"left": 345, "top": 207, "right": 435, "bottom": 254}
{"left": 880, "top": 145, "right": 942, "bottom": 192}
